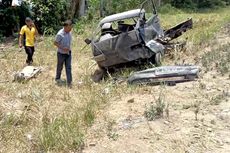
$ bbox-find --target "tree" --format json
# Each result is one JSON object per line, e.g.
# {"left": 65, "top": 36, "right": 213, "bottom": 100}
{"left": 67, "top": 0, "right": 87, "bottom": 19}
{"left": 171, "top": 0, "right": 196, "bottom": 9}
{"left": 0, "top": 0, "right": 30, "bottom": 37}
{"left": 31, "top": 0, "right": 68, "bottom": 34}
{"left": 79, "top": 0, "right": 87, "bottom": 17}
{"left": 197, "top": 0, "right": 225, "bottom": 8}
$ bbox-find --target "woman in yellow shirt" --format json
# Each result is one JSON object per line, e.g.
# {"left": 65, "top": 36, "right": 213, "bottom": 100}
{"left": 19, "top": 17, "right": 38, "bottom": 65}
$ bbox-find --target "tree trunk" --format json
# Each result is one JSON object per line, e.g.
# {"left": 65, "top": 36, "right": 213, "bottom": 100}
{"left": 68, "top": 0, "right": 88, "bottom": 18}
{"left": 100, "top": 0, "right": 105, "bottom": 17}
{"left": 157, "top": 0, "right": 161, "bottom": 7}
{"left": 68, "top": 0, "right": 80, "bottom": 19}
{"left": 79, "top": 0, "right": 86, "bottom": 17}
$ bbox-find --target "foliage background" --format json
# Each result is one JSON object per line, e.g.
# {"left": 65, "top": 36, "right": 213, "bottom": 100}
{"left": 0, "top": 0, "right": 30, "bottom": 37}
{"left": 0, "top": 0, "right": 229, "bottom": 39}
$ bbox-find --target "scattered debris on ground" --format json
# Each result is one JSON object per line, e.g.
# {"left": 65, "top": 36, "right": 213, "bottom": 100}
{"left": 13, "top": 66, "right": 43, "bottom": 82}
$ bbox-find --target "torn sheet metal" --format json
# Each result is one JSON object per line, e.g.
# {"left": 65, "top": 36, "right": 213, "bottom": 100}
{"left": 127, "top": 65, "right": 199, "bottom": 85}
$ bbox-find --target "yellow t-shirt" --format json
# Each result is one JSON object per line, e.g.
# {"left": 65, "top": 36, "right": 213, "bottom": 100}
{"left": 20, "top": 25, "right": 36, "bottom": 47}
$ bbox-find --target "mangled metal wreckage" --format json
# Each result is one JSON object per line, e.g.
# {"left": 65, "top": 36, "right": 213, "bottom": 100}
{"left": 128, "top": 66, "right": 199, "bottom": 85}
{"left": 86, "top": 0, "right": 194, "bottom": 83}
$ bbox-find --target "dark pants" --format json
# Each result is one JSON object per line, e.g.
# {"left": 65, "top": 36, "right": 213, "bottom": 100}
{"left": 55, "top": 52, "right": 72, "bottom": 84}
{"left": 25, "top": 46, "right": 35, "bottom": 64}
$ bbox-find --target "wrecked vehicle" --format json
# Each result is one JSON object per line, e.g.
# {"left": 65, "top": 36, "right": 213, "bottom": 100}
{"left": 85, "top": 0, "right": 192, "bottom": 81}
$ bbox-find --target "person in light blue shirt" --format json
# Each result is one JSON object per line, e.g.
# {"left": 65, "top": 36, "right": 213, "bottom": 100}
{"left": 54, "top": 20, "right": 73, "bottom": 87}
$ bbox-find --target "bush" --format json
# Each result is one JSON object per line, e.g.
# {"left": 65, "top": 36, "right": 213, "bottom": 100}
{"left": 171, "top": 0, "right": 197, "bottom": 10}
{"left": 99, "top": 0, "right": 145, "bottom": 16}
{"left": 31, "top": 0, "right": 68, "bottom": 34}
{"left": 0, "top": 33, "right": 4, "bottom": 43}
{"left": 198, "top": 0, "right": 225, "bottom": 9}
{"left": 169, "top": 0, "right": 227, "bottom": 10}
{"left": 0, "top": 0, "right": 31, "bottom": 37}
{"left": 158, "top": 3, "right": 183, "bottom": 14}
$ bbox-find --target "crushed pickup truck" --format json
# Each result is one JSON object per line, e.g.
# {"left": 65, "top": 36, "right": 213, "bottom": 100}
{"left": 85, "top": 0, "right": 193, "bottom": 82}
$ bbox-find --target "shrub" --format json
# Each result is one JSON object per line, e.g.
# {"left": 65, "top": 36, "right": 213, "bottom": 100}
{"left": 0, "top": 0, "right": 31, "bottom": 36}
{"left": 158, "top": 3, "right": 183, "bottom": 14}
{"left": 171, "top": 0, "right": 197, "bottom": 10}
{"left": 198, "top": 0, "right": 225, "bottom": 9}
{"left": 144, "top": 95, "right": 166, "bottom": 121}
{"left": 30, "top": 0, "right": 68, "bottom": 34}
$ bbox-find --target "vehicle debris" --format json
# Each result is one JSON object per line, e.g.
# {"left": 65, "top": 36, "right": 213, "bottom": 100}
{"left": 127, "top": 65, "right": 199, "bottom": 85}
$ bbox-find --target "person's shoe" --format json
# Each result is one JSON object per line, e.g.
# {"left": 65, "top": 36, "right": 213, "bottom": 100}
{"left": 67, "top": 83, "right": 72, "bottom": 88}
{"left": 55, "top": 79, "right": 63, "bottom": 85}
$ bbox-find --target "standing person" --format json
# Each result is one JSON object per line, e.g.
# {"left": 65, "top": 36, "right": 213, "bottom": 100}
{"left": 19, "top": 17, "right": 38, "bottom": 65}
{"left": 54, "top": 20, "right": 73, "bottom": 87}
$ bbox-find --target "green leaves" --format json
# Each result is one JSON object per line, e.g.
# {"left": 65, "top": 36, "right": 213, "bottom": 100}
{"left": 31, "top": 0, "right": 68, "bottom": 34}
{"left": 0, "top": 0, "right": 31, "bottom": 37}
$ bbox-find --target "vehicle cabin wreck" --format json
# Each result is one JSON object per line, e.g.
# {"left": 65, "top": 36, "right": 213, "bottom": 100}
{"left": 85, "top": 0, "right": 193, "bottom": 82}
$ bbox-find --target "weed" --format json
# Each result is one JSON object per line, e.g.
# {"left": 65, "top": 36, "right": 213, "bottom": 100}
{"left": 83, "top": 106, "right": 95, "bottom": 127}
{"left": 193, "top": 102, "right": 200, "bottom": 121}
{"left": 39, "top": 113, "right": 84, "bottom": 152}
{"left": 210, "top": 91, "right": 228, "bottom": 105}
{"left": 0, "top": 113, "right": 18, "bottom": 128}
{"left": 108, "top": 132, "right": 119, "bottom": 141}
{"left": 201, "top": 43, "right": 230, "bottom": 75}
{"left": 107, "top": 120, "right": 118, "bottom": 141}
{"left": 144, "top": 95, "right": 166, "bottom": 121}
{"left": 0, "top": 113, "right": 30, "bottom": 151}
{"left": 0, "top": 33, "right": 4, "bottom": 43}
{"left": 198, "top": 81, "right": 206, "bottom": 90}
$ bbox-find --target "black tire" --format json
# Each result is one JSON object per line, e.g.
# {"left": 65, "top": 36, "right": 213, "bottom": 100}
{"left": 91, "top": 67, "right": 106, "bottom": 82}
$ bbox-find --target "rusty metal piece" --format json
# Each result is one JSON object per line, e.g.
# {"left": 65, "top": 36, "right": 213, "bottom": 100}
{"left": 163, "top": 18, "right": 193, "bottom": 42}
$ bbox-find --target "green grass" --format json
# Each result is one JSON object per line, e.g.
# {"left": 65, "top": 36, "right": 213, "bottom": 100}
{"left": 144, "top": 89, "right": 166, "bottom": 121}
{"left": 39, "top": 113, "right": 83, "bottom": 152}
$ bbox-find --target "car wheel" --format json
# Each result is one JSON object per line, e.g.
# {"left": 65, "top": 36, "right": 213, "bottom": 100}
{"left": 91, "top": 67, "right": 106, "bottom": 82}
{"left": 155, "top": 52, "right": 163, "bottom": 66}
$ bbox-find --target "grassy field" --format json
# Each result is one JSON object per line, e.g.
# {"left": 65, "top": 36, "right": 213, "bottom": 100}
{"left": 160, "top": 8, "right": 230, "bottom": 44}
{"left": 0, "top": 7, "right": 230, "bottom": 152}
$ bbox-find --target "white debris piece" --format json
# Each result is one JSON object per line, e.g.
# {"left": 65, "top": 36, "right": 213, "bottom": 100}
{"left": 14, "top": 66, "right": 42, "bottom": 81}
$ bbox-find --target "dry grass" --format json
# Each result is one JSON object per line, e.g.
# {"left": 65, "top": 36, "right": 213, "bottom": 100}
{"left": 0, "top": 7, "right": 230, "bottom": 152}
{"left": 144, "top": 89, "right": 166, "bottom": 121}
{"left": 160, "top": 8, "right": 230, "bottom": 45}
{"left": 201, "top": 43, "right": 230, "bottom": 75}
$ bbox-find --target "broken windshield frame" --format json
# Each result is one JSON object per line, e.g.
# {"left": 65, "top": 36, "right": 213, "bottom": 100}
{"left": 140, "top": 0, "right": 157, "bottom": 20}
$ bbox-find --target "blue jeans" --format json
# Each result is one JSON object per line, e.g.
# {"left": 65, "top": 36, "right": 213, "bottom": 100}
{"left": 55, "top": 52, "right": 72, "bottom": 84}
